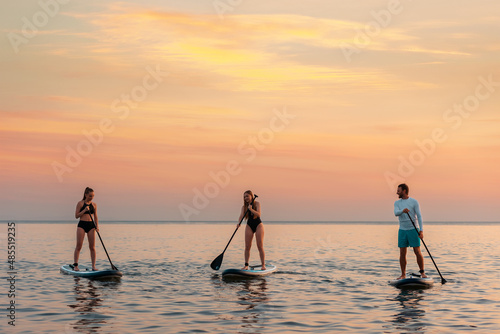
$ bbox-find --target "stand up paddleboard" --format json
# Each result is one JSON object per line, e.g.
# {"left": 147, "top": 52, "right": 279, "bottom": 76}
{"left": 222, "top": 264, "right": 277, "bottom": 278}
{"left": 60, "top": 264, "right": 122, "bottom": 279}
{"left": 389, "top": 273, "right": 433, "bottom": 289}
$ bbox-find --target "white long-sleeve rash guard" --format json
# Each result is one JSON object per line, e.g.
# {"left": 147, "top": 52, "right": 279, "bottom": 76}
{"left": 394, "top": 197, "right": 423, "bottom": 231}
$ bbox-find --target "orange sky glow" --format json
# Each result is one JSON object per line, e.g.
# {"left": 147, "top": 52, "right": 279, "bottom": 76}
{"left": 1, "top": 1, "right": 499, "bottom": 221}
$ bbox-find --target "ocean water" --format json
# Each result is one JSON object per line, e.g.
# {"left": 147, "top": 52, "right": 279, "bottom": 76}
{"left": 2, "top": 222, "right": 500, "bottom": 333}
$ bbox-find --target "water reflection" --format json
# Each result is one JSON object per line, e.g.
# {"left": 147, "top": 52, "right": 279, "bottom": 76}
{"left": 387, "top": 289, "right": 427, "bottom": 333}
{"left": 65, "top": 277, "right": 121, "bottom": 333}
{"left": 213, "top": 275, "right": 273, "bottom": 334}
{"left": 237, "top": 279, "right": 270, "bottom": 332}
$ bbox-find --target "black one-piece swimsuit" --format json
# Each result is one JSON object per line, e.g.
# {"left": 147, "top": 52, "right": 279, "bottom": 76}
{"left": 247, "top": 213, "right": 262, "bottom": 233}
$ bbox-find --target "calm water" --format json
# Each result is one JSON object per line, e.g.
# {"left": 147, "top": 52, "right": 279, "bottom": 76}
{"left": 2, "top": 223, "right": 500, "bottom": 333}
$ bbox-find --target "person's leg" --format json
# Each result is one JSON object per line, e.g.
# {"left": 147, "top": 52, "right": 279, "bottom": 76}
{"left": 255, "top": 224, "right": 266, "bottom": 270}
{"left": 413, "top": 247, "right": 427, "bottom": 278}
{"left": 88, "top": 228, "right": 97, "bottom": 270}
{"left": 407, "top": 229, "right": 427, "bottom": 278}
{"left": 399, "top": 247, "right": 407, "bottom": 279}
{"left": 242, "top": 225, "right": 254, "bottom": 269}
{"left": 397, "top": 229, "right": 408, "bottom": 279}
{"left": 73, "top": 227, "right": 85, "bottom": 271}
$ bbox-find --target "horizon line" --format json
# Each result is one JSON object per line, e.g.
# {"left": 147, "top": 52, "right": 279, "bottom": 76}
{"left": 2, "top": 220, "right": 500, "bottom": 224}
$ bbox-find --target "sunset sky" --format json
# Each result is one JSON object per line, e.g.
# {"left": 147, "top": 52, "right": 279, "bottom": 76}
{"left": 1, "top": 0, "right": 499, "bottom": 221}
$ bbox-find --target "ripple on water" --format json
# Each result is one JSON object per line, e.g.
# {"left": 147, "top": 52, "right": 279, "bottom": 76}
{"left": 13, "top": 223, "right": 500, "bottom": 333}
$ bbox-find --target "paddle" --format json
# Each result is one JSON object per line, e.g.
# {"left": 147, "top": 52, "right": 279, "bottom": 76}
{"left": 406, "top": 212, "right": 446, "bottom": 284}
{"left": 87, "top": 205, "right": 119, "bottom": 271}
{"left": 210, "top": 194, "right": 258, "bottom": 270}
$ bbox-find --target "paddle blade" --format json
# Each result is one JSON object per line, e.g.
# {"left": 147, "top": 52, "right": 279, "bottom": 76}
{"left": 210, "top": 253, "right": 224, "bottom": 270}
{"left": 441, "top": 277, "right": 447, "bottom": 284}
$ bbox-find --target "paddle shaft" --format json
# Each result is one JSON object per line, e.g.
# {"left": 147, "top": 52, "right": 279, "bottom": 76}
{"left": 87, "top": 207, "right": 118, "bottom": 271}
{"left": 406, "top": 212, "right": 446, "bottom": 283}
{"left": 221, "top": 195, "right": 258, "bottom": 255}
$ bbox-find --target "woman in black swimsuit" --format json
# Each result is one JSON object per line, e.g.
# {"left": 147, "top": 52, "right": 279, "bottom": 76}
{"left": 73, "top": 187, "right": 99, "bottom": 271}
{"left": 239, "top": 190, "right": 266, "bottom": 270}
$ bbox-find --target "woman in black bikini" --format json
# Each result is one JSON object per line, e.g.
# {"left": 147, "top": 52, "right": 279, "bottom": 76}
{"left": 72, "top": 187, "right": 99, "bottom": 271}
{"left": 239, "top": 190, "right": 266, "bottom": 270}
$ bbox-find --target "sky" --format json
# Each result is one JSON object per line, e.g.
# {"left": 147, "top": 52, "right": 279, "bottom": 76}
{"left": 1, "top": 0, "right": 499, "bottom": 222}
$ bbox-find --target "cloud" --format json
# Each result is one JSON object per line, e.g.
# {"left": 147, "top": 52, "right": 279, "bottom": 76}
{"left": 54, "top": 5, "right": 449, "bottom": 92}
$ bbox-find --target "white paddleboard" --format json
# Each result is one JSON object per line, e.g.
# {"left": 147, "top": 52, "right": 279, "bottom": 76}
{"left": 222, "top": 264, "right": 277, "bottom": 277}
{"left": 60, "top": 264, "right": 122, "bottom": 279}
{"left": 389, "top": 273, "right": 433, "bottom": 288}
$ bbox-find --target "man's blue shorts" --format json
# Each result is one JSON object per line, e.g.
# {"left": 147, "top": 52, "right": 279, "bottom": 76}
{"left": 398, "top": 229, "right": 421, "bottom": 248}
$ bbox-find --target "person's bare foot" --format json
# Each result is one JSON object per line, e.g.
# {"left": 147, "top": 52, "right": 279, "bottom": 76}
{"left": 241, "top": 266, "right": 249, "bottom": 270}
{"left": 261, "top": 264, "right": 266, "bottom": 270}
{"left": 397, "top": 274, "right": 406, "bottom": 279}
{"left": 74, "top": 266, "right": 79, "bottom": 271}
{"left": 420, "top": 272, "right": 428, "bottom": 278}
{"left": 92, "top": 267, "right": 98, "bottom": 271}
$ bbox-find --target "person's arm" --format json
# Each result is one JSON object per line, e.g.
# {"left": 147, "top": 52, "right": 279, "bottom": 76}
{"left": 75, "top": 202, "right": 88, "bottom": 219}
{"left": 237, "top": 205, "right": 246, "bottom": 225}
{"left": 248, "top": 201, "right": 261, "bottom": 218}
{"left": 394, "top": 202, "right": 404, "bottom": 216}
{"left": 92, "top": 203, "right": 99, "bottom": 231}
{"left": 414, "top": 200, "right": 423, "bottom": 231}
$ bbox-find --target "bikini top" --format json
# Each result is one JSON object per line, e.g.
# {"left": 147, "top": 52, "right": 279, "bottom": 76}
{"left": 80, "top": 202, "right": 94, "bottom": 214}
